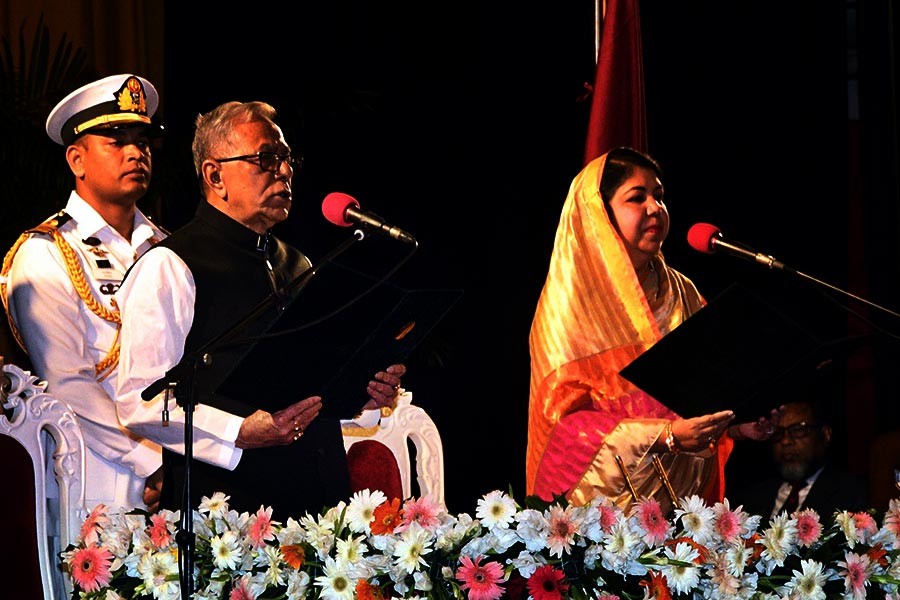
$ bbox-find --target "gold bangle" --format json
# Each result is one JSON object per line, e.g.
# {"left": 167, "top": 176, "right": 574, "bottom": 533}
{"left": 664, "top": 422, "right": 680, "bottom": 454}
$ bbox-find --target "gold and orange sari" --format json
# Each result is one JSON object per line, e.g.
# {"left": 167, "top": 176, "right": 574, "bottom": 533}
{"left": 526, "top": 153, "right": 733, "bottom": 511}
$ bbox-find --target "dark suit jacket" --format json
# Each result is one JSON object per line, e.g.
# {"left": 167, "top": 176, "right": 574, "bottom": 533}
{"left": 730, "top": 463, "right": 869, "bottom": 522}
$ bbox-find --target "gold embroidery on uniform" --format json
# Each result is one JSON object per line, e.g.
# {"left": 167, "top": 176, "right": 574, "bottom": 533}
{"left": 1, "top": 217, "right": 121, "bottom": 381}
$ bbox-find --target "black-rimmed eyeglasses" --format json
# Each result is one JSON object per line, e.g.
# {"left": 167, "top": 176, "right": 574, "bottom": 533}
{"left": 214, "top": 151, "right": 302, "bottom": 173}
{"left": 771, "top": 421, "right": 818, "bottom": 443}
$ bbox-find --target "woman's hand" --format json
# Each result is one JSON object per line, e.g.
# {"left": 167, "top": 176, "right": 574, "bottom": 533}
{"left": 670, "top": 410, "right": 735, "bottom": 452}
{"left": 728, "top": 406, "right": 782, "bottom": 441}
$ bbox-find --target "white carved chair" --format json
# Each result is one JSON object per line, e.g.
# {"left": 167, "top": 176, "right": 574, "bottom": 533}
{"left": 1, "top": 362, "right": 86, "bottom": 600}
{"left": 341, "top": 390, "right": 445, "bottom": 507}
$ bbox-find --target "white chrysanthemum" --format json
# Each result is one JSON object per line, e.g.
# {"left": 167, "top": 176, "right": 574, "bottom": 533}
{"left": 661, "top": 541, "right": 701, "bottom": 595}
{"left": 759, "top": 512, "right": 798, "bottom": 572}
{"left": 210, "top": 530, "right": 243, "bottom": 570}
{"left": 336, "top": 534, "right": 371, "bottom": 579}
{"left": 723, "top": 540, "right": 752, "bottom": 577}
{"left": 507, "top": 549, "right": 547, "bottom": 578}
{"left": 198, "top": 492, "right": 230, "bottom": 519}
{"left": 136, "top": 548, "right": 179, "bottom": 600}
{"left": 413, "top": 570, "right": 433, "bottom": 591}
{"left": 601, "top": 517, "right": 645, "bottom": 575}
{"left": 514, "top": 508, "right": 549, "bottom": 552}
{"left": 277, "top": 516, "right": 307, "bottom": 546}
{"left": 393, "top": 521, "right": 434, "bottom": 574}
{"left": 674, "top": 495, "right": 716, "bottom": 544}
{"left": 434, "top": 513, "right": 475, "bottom": 552}
{"left": 346, "top": 489, "right": 387, "bottom": 533}
{"left": 835, "top": 511, "right": 860, "bottom": 549}
{"left": 475, "top": 490, "right": 517, "bottom": 529}
{"left": 221, "top": 508, "right": 251, "bottom": 537}
{"left": 315, "top": 556, "right": 356, "bottom": 600}
{"left": 489, "top": 527, "right": 520, "bottom": 553}
{"left": 782, "top": 558, "right": 828, "bottom": 600}
{"left": 253, "top": 544, "right": 286, "bottom": 588}
{"left": 300, "top": 512, "right": 337, "bottom": 560}
{"left": 581, "top": 496, "right": 619, "bottom": 543}
{"left": 286, "top": 569, "right": 311, "bottom": 599}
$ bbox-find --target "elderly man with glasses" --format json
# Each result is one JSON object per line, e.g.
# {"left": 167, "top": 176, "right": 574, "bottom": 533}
{"left": 112, "top": 100, "right": 406, "bottom": 519}
{"left": 731, "top": 399, "right": 869, "bottom": 521}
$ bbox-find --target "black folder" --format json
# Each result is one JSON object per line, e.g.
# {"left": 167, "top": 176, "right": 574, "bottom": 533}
{"left": 619, "top": 283, "right": 830, "bottom": 419}
{"left": 218, "top": 260, "right": 462, "bottom": 419}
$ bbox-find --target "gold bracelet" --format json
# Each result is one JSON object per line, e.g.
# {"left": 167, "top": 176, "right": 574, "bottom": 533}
{"left": 664, "top": 422, "right": 680, "bottom": 454}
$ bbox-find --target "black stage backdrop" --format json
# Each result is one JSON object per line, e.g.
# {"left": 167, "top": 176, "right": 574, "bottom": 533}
{"left": 4, "top": 1, "right": 895, "bottom": 514}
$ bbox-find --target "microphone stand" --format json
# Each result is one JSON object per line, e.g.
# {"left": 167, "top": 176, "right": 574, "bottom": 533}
{"left": 143, "top": 229, "right": 366, "bottom": 600}
{"left": 779, "top": 264, "right": 900, "bottom": 321}
{"left": 709, "top": 236, "right": 900, "bottom": 322}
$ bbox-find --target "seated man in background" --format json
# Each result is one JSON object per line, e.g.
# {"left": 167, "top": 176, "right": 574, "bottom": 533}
{"left": 730, "top": 398, "right": 868, "bottom": 520}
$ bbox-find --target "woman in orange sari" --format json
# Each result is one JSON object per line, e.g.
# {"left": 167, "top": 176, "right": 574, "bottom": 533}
{"left": 527, "top": 147, "right": 772, "bottom": 511}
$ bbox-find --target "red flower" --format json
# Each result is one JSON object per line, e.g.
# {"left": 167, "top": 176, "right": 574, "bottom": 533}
{"left": 639, "top": 570, "right": 672, "bottom": 600}
{"left": 280, "top": 543, "right": 306, "bottom": 570}
{"left": 526, "top": 565, "right": 569, "bottom": 600}
{"left": 356, "top": 579, "right": 388, "bottom": 600}
{"left": 69, "top": 546, "right": 114, "bottom": 592}
{"left": 371, "top": 497, "right": 403, "bottom": 535}
{"left": 456, "top": 555, "right": 505, "bottom": 600}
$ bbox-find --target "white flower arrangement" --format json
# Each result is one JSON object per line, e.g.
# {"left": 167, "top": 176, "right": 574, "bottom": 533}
{"left": 62, "top": 489, "right": 900, "bottom": 600}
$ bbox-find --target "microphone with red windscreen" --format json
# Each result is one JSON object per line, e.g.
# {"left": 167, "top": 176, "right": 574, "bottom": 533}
{"left": 687, "top": 222, "right": 786, "bottom": 270}
{"left": 322, "top": 192, "right": 417, "bottom": 245}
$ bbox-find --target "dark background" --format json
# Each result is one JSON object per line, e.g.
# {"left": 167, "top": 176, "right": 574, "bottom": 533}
{"left": 2, "top": 1, "right": 898, "bottom": 514}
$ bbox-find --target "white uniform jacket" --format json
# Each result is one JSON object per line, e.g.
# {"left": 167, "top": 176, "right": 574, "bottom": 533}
{"left": 4, "top": 192, "right": 165, "bottom": 510}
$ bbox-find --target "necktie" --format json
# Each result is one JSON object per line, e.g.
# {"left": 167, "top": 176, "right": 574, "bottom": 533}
{"left": 783, "top": 482, "right": 801, "bottom": 514}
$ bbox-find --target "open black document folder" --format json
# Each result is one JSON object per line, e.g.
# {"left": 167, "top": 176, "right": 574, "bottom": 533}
{"left": 619, "top": 283, "right": 827, "bottom": 419}
{"left": 218, "top": 261, "right": 462, "bottom": 419}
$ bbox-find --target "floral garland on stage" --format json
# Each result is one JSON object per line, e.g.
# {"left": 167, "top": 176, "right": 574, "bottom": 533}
{"left": 63, "top": 489, "right": 900, "bottom": 600}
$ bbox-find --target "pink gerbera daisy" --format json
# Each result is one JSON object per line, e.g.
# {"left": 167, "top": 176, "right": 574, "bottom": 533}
{"left": 526, "top": 565, "right": 569, "bottom": 600}
{"left": 794, "top": 509, "right": 822, "bottom": 547}
{"left": 546, "top": 505, "right": 580, "bottom": 557}
{"left": 853, "top": 512, "right": 878, "bottom": 543}
{"left": 149, "top": 513, "right": 173, "bottom": 549}
{"left": 230, "top": 575, "right": 255, "bottom": 600}
{"left": 78, "top": 504, "right": 109, "bottom": 547}
{"left": 69, "top": 545, "right": 114, "bottom": 592}
{"left": 634, "top": 498, "right": 670, "bottom": 546}
{"left": 712, "top": 500, "right": 744, "bottom": 543}
{"left": 838, "top": 552, "right": 872, "bottom": 600}
{"left": 248, "top": 505, "right": 276, "bottom": 549}
{"left": 398, "top": 495, "right": 442, "bottom": 531}
{"left": 456, "top": 555, "right": 505, "bottom": 600}
{"left": 597, "top": 499, "right": 620, "bottom": 533}
{"left": 883, "top": 499, "right": 900, "bottom": 544}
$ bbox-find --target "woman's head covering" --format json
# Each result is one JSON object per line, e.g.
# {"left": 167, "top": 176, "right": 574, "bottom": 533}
{"left": 526, "top": 151, "right": 711, "bottom": 505}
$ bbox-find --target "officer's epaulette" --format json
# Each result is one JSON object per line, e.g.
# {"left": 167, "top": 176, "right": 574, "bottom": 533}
{"left": 25, "top": 211, "right": 73, "bottom": 236}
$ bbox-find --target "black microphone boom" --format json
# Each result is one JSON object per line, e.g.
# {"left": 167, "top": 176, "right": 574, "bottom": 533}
{"left": 710, "top": 235, "right": 787, "bottom": 271}
{"left": 687, "top": 222, "right": 900, "bottom": 321}
{"left": 345, "top": 205, "right": 417, "bottom": 245}
{"left": 687, "top": 222, "right": 787, "bottom": 271}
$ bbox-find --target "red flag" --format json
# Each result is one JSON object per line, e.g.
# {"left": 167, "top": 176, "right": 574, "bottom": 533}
{"left": 583, "top": 0, "right": 648, "bottom": 163}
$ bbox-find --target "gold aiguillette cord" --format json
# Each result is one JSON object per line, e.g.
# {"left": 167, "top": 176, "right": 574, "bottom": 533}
{"left": 614, "top": 455, "right": 638, "bottom": 502}
{"left": 651, "top": 455, "right": 678, "bottom": 506}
